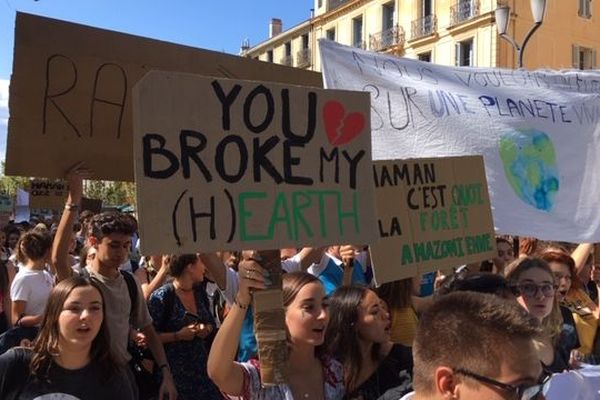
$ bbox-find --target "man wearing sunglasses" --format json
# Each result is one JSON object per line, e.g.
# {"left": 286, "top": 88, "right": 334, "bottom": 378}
{"left": 400, "top": 292, "right": 551, "bottom": 400}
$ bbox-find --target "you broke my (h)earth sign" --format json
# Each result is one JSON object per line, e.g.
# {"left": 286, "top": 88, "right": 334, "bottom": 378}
{"left": 132, "top": 71, "right": 376, "bottom": 255}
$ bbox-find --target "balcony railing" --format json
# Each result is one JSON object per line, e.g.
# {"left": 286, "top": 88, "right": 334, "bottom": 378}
{"left": 449, "top": 0, "right": 480, "bottom": 26}
{"left": 296, "top": 48, "right": 311, "bottom": 68}
{"left": 411, "top": 14, "right": 437, "bottom": 40}
{"left": 369, "top": 25, "right": 406, "bottom": 51}
{"left": 353, "top": 40, "right": 366, "bottom": 49}
{"left": 280, "top": 55, "right": 293, "bottom": 66}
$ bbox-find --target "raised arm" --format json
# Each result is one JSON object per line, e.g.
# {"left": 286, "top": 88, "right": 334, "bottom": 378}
{"left": 571, "top": 243, "right": 594, "bottom": 281}
{"left": 138, "top": 255, "right": 170, "bottom": 301}
{"left": 296, "top": 246, "right": 327, "bottom": 271}
{"left": 51, "top": 163, "right": 91, "bottom": 282}
{"left": 200, "top": 252, "right": 227, "bottom": 290}
{"left": 207, "top": 259, "right": 266, "bottom": 396}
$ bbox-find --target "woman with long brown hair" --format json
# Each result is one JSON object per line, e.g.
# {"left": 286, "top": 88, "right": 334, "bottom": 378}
{"left": 325, "top": 286, "right": 413, "bottom": 399}
{"left": 542, "top": 250, "right": 598, "bottom": 364}
{"left": 208, "top": 255, "right": 344, "bottom": 400}
{"left": 506, "top": 257, "right": 565, "bottom": 372}
{"left": 0, "top": 276, "right": 135, "bottom": 399}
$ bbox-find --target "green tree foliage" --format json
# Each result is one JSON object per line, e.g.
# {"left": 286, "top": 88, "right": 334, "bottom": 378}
{"left": 0, "top": 162, "right": 136, "bottom": 207}
{"left": 84, "top": 180, "right": 136, "bottom": 207}
{"left": 0, "top": 161, "right": 29, "bottom": 196}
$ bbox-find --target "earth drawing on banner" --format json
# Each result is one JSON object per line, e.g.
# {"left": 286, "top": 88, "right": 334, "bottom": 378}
{"left": 498, "top": 129, "right": 559, "bottom": 212}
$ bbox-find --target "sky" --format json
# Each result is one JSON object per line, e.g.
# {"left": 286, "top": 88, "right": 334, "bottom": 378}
{"left": 0, "top": 0, "right": 314, "bottom": 163}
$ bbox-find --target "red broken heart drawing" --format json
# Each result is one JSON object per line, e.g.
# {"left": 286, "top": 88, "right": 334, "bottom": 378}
{"left": 323, "top": 100, "right": 366, "bottom": 146}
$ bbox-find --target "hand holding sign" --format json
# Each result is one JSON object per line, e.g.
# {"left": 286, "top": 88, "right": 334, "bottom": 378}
{"left": 237, "top": 259, "right": 268, "bottom": 306}
{"left": 65, "top": 162, "right": 93, "bottom": 204}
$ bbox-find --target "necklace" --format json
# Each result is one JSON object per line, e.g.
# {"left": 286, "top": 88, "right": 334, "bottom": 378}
{"left": 173, "top": 282, "right": 193, "bottom": 292}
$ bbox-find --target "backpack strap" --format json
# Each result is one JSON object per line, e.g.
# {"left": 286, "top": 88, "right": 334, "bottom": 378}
{"left": 160, "top": 283, "right": 176, "bottom": 331}
{"left": 120, "top": 270, "right": 138, "bottom": 318}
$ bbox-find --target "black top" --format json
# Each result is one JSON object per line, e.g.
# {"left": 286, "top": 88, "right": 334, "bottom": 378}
{"left": 0, "top": 347, "right": 136, "bottom": 400}
{"left": 345, "top": 343, "right": 414, "bottom": 400}
{"left": 546, "top": 305, "right": 581, "bottom": 373}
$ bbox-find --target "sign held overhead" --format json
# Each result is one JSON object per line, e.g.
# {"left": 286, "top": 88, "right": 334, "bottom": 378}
{"left": 133, "top": 72, "right": 376, "bottom": 254}
{"left": 7, "top": 13, "right": 322, "bottom": 181}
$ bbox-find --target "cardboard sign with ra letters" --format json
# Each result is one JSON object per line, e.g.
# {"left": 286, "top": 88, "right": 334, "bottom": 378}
{"left": 6, "top": 12, "right": 322, "bottom": 181}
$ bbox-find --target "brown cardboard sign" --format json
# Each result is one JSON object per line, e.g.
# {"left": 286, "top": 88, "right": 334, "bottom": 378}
{"left": 252, "top": 250, "right": 288, "bottom": 385}
{"left": 80, "top": 197, "right": 103, "bottom": 214}
{"left": 28, "top": 179, "right": 68, "bottom": 210}
{"left": 6, "top": 13, "right": 322, "bottom": 181}
{"left": 133, "top": 72, "right": 376, "bottom": 254}
{"left": 370, "top": 156, "right": 496, "bottom": 285}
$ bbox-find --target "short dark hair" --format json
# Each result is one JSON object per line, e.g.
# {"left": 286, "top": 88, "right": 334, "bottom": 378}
{"left": 496, "top": 236, "right": 512, "bottom": 247}
{"left": 168, "top": 254, "right": 198, "bottom": 277}
{"left": 16, "top": 227, "right": 53, "bottom": 263}
{"left": 413, "top": 292, "right": 540, "bottom": 394}
{"left": 438, "top": 272, "right": 514, "bottom": 299}
{"left": 89, "top": 212, "right": 136, "bottom": 240}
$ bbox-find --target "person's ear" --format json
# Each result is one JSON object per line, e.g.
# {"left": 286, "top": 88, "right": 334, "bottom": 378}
{"left": 435, "top": 367, "right": 459, "bottom": 399}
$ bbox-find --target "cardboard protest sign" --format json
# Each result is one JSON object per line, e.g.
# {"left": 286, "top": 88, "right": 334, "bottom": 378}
{"left": 251, "top": 250, "right": 288, "bottom": 385}
{"left": 81, "top": 197, "right": 103, "bottom": 214}
{"left": 28, "top": 179, "right": 69, "bottom": 210}
{"left": 6, "top": 13, "right": 322, "bottom": 181}
{"left": 320, "top": 40, "right": 600, "bottom": 242}
{"left": 370, "top": 156, "right": 496, "bottom": 285}
{"left": 133, "top": 72, "right": 375, "bottom": 254}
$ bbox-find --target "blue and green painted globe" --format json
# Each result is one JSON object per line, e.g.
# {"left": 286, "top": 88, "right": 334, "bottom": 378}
{"left": 498, "top": 129, "right": 559, "bottom": 212}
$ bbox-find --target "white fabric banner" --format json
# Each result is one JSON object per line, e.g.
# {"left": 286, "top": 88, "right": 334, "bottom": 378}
{"left": 320, "top": 40, "right": 600, "bottom": 242}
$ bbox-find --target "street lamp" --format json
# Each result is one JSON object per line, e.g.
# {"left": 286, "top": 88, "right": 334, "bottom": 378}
{"left": 495, "top": 0, "right": 547, "bottom": 68}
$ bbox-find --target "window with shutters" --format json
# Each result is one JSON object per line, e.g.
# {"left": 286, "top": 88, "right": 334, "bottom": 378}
{"left": 579, "top": 0, "right": 592, "bottom": 18}
{"left": 352, "top": 16, "right": 364, "bottom": 48}
{"left": 572, "top": 45, "right": 596, "bottom": 69}
{"left": 455, "top": 38, "right": 474, "bottom": 66}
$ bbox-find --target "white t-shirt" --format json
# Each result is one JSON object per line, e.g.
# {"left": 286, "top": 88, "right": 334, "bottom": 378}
{"left": 399, "top": 392, "right": 414, "bottom": 400}
{"left": 10, "top": 267, "right": 54, "bottom": 321}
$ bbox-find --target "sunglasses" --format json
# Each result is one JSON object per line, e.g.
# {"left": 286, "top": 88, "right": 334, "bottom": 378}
{"left": 511, "top": 283, "right": 556, "bottom": 298}
{"left": 454, "top": 365, "right": 552, "bottom": 400}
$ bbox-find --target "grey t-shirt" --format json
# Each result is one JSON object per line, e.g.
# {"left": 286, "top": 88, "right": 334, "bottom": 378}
{"left": 85, "top": 267, "right": 152, "bottom": 364}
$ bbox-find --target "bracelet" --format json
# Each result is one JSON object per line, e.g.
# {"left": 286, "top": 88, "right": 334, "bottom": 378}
{"left": 64, "top": 203, "right": 79, "bottom": 211}
{"left": 15, "top": 314, "right": 25, "bottom": 327}
{"left": 174, "top": 331, "right": 179, "bottom": 341}
{"left": 234, "top": 297, "right": 249, "bottom": 309}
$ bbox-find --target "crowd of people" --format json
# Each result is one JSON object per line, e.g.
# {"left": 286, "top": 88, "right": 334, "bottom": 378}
{"left": 0, "top": 164, "right": 597, "bottom": 400}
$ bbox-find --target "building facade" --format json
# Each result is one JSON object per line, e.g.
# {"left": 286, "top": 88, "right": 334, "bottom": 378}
{"left": 241, "top": 0, "right": 599, "bottom": 71}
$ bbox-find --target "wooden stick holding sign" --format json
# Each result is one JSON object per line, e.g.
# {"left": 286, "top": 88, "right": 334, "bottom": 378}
{"left": 252, "top": 250, "right": 288, "bottom": 385}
